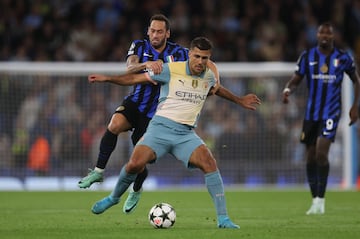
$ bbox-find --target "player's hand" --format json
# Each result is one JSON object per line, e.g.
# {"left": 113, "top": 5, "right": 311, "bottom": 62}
{"left": 88, "top": 74, "right": 108, "bottom": 83}
{"left": 282, "top": 92, "right": 290, "bottom": 104}
{"left": 240, "top": 94, "right": 261, "bottom": 110}
{"left": 145, "top": 60, "right": 163, "bottom": 74}
{"left": 282, "top": 89, "right": 290, "bottom": 104}
{"left": 349, "top": 105, "right": 359, "bottom": 126}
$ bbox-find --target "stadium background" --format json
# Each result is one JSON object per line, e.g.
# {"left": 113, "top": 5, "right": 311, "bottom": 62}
{"left": 0, "top": 0, "right": 359, "bottom": 190}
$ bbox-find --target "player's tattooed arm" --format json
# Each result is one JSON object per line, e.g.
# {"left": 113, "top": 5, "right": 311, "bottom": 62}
{"left": 127, "top": 55, "right": 163, "bottom": 74}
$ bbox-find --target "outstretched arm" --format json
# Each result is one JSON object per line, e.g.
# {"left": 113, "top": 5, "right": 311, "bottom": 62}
{"left": 126, "top": 55, "right": 163, "bottom": 74}
{"left": 88, "top": 72, "right": 157, "bottom": 86}
{"left": 206, "top": 62, "right": 260, "bottom": 109}
{"left": 215, "top": 85, "right": 261, "bottom": 110}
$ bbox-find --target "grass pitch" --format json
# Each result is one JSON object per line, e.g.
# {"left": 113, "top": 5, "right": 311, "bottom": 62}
{"left": 0, "top": 190, "right": 359, "bottom": 239}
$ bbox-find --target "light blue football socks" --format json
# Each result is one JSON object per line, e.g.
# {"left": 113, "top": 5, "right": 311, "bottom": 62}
{"left": 110, "top": 166, "right": 137, "bottom": 200}
{"left": 205, "top": 170, "right": 227, "bottom": 216}
{"left": 205, "top": 170, "right": 240, "bottom": 229}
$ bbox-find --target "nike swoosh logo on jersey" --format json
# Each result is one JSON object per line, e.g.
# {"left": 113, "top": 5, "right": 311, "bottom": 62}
{"left": 309, "top": 62, "right": 318, "bottom": 66}
{"left": 143, "top": 53, "right": 153, "bottom": 57}
{"left": 323, "top": 131, "right": 331, "bottom": 135}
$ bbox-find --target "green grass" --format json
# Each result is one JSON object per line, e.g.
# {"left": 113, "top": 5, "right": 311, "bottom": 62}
{"left": 0, "top": 190, "right": 359, "bottom": 239}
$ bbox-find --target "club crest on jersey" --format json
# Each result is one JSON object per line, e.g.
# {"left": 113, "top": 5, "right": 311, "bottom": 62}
{"left": 320, "top": 64, "right": 328, "bottom": 73}
{"left": 333, "top": 59, "right": 339, "bottom": 67}
{"left": 192, "top": 79, "right": 198, "bottom": 88}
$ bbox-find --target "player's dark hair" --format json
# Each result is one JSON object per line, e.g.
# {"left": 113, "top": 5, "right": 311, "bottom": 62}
{"left": 150, "top": 14, "right": 170, "bottom": 31}
{"left": 320, "top": 22, "right": 333, "bottom": 28}
{"left": 190, "top": 37, "right": 213, "bottom": 51}
{"left": 318, "top": 22, "right": 333, "bottom": 32}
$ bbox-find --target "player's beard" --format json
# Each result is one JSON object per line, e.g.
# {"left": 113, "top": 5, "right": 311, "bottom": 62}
{"left": 318, "top": 38, "right": 333, "bottom": 50}
{"left": 151, "top": 38, "right": 166, "bottom": 50}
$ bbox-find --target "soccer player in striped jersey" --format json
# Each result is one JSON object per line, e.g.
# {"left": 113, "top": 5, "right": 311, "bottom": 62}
{"left": 282, "top": 22, "right": 360, "bottom": 215}
{"left": 78, "top": 14, "right": 220, "bottom": 213}
{"left": 88, "top": 37, "right": 260, "bottom": 228}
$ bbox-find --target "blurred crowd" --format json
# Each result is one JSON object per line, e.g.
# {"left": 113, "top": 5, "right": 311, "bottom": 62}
{"left": 0, "top": 70, "right": 340, "bottom": 185}
{"left": 1, "top": 0, "right": 360, "bottom": 63}
{"left": 0, "top": 74, "right": 133, "bottom": 177}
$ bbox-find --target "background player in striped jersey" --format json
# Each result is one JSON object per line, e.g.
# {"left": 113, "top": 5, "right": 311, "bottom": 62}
{"left": 88, "top": 36, "right": 261, "bottom": 228}
{"left": 282, "top": 22, "right": 360, "bottom": 215}
{"left": 78, "top": 14, "right": 220, "bottom": 213}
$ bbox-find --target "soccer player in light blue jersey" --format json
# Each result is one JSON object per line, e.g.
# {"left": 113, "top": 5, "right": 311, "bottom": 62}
{"left": 282, "top": 22, "right": 360, "bottom": 215}
{"left": 87, "top": 37, "right": 261, "bottom": 228}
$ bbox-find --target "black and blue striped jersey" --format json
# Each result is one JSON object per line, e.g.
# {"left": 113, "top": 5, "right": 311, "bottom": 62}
{"left": 126, "top": 39, "right": 189, "bottom": 118}
{"left": 295, "top": 46, "right": 356, "bottom": 121}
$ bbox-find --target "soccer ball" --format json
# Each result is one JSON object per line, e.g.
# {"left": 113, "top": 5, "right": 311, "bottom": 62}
{"left": 148, "top": 203, "right": 176, "bottom": 229}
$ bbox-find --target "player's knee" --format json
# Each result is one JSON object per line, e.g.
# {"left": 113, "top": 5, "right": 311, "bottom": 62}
{"left": 199, "top": 158, "right": 217, "bottom": 173}
{"left": 126, "top": 160, "right": 144, "bottom": 174}
{"left": 108, "top": 120, "right": 122, "bottom": 133}
{"left": 108, "top": 114, "right": 130, "bottom": 134}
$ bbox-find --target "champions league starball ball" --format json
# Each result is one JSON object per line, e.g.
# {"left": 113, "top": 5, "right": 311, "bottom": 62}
{"left": 148, "top": 203, "right": 176, "bottom": 229}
